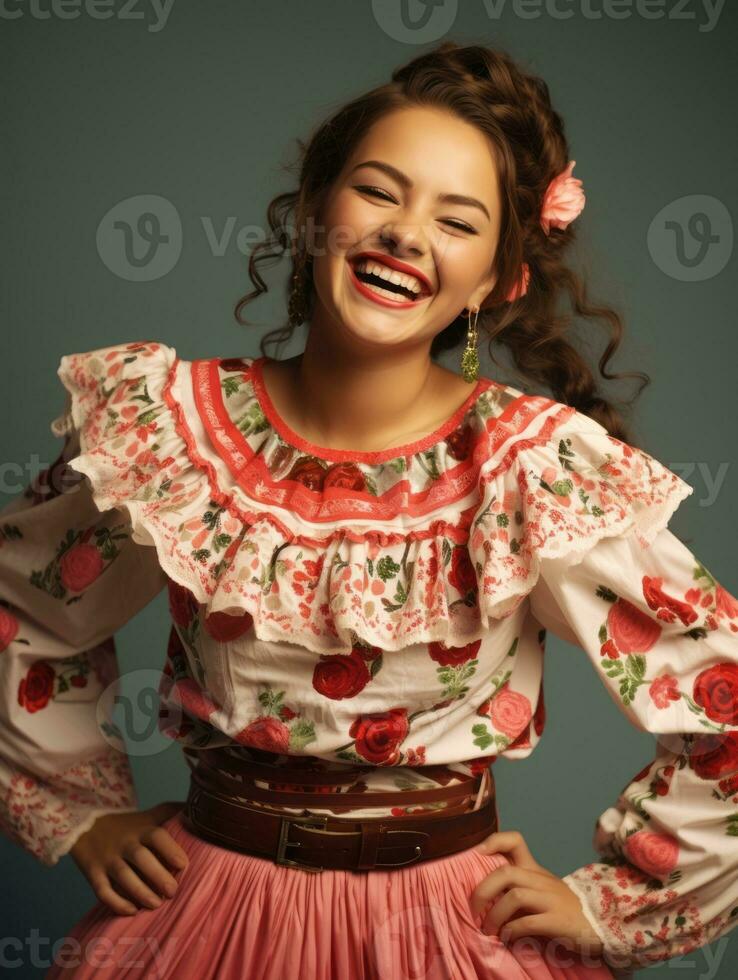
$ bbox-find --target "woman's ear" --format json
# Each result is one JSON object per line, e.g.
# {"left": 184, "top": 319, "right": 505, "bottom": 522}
{"left": 468, "top": 269, "right": 498, "bottom": 311}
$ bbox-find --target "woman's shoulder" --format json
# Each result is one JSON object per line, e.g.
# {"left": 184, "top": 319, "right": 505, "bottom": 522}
{"left": 53, "top": 339, "right": 179, "bottom": 451}
{"left": 57, "top": 338, "right": 178, "bottom": 388}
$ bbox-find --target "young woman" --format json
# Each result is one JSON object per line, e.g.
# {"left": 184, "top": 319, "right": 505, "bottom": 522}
{"left": 2, "top": 42, "right": 736, "bottom": 979}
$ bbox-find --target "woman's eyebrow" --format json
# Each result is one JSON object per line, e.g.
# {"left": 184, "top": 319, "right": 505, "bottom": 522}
{"left": 349, "top": 160, "right": 491, "bottom": 221}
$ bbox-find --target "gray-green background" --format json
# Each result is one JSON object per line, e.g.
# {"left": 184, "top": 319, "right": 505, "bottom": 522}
{"left": 2, "top": 1, "right": 736, "bottom": 977}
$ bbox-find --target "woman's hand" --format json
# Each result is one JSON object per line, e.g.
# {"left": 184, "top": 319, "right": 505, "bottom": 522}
{"left": 69, "top": 801, "right": 189, "bottom": 916}
{"left": 469, "top": 830, "right": 605, "bottom": 958}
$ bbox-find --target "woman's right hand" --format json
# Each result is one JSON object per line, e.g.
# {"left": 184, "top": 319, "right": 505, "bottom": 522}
{"left": 69, "top": 801, "right": 190, "bottom": 916}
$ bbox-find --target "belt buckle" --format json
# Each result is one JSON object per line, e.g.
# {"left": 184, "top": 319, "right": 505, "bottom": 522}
{"left": 275, "top": 814, "right": 330, "bottom": 872}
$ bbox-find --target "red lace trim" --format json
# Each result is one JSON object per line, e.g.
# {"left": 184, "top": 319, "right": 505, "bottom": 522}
{"left": 164, "top": 360, "right": 474, "bottom": 545}
{"left": 161, "top": 357, "right": 577, "bottom": 547}
{"left": 190, "top": 357, "right": 573, "bottom": 526}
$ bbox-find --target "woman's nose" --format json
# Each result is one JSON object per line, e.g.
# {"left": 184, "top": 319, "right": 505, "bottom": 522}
{"left": 379, "top": 213, "right": 433, "bottom": 255}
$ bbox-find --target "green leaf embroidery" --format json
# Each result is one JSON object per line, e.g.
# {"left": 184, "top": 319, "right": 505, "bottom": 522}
{"left": 441, "top": 538, "right": 452, "bottom": 566}
{"left": 288, "top": 720, "right": 317, "bottom": 750}
{"left": 387, "top": 457, "right": 408, "bottom": 475}
{"left": 376, "top": 555, "right": 401, "bottom": 581}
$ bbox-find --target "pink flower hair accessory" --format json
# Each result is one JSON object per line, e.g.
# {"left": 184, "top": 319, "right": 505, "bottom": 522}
{"left": 505, "top": 159, "right": 585, "bottom": 302}
{"left": 540, "top": 159, "right": 585, "bottom": 235}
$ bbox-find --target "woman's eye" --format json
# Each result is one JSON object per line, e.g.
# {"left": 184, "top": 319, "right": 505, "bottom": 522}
{"left": 356, "top": 185, "right": 395, "bottom": 203}
{"left": 354, "top": 186, "right": 477, "bottom": 235}
{"left": 444, "top": 219, "right": 477, "bottom": 234}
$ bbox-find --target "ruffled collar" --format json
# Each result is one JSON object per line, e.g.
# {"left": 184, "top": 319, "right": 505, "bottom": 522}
{"left": 178, "top": 353, "right": 547, "bottom": 533}
{"left": 57, "top": 341, "right": 692, "bottom": 655}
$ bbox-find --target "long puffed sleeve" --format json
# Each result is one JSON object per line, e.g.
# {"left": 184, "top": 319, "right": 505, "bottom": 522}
{"left": 0, "top": 391, "right": 167, "bottom": 866}
{"left": 524, "top": 423, "right": 738, "bottom": 972}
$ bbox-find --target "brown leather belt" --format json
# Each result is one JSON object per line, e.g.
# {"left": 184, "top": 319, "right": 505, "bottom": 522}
{"left": 180, "top": 748, "right": 498, "bottom": 873}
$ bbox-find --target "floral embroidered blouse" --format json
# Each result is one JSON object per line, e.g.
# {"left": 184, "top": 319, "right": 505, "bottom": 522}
{"left": 1, "top": 339, "right": 737, "bottom": 972}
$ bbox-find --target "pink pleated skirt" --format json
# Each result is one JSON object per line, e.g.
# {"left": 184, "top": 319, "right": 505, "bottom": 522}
{"left": 45, "top": 810, "right": 615, "bottom": 979}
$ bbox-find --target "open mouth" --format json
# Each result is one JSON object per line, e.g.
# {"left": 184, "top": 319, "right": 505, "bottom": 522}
{"left": 348, "top": 256, "right": 433, "bottom": 305}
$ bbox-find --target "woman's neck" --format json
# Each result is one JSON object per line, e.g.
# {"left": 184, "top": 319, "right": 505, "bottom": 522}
{"left": 261, "top": 339, "right": 474, "bottom": 454}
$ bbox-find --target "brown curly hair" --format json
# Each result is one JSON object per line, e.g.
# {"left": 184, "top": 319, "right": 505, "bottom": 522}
{"left": 234, "top": 41, "right": 650, "bottom": 444}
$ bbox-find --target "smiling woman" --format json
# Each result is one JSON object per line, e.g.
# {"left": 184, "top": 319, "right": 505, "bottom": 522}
{"left": 6, "top": 39, "right": 736, "bottom": 980}
{"left": 235, "top": 42, "right": 638, "bottom": 450}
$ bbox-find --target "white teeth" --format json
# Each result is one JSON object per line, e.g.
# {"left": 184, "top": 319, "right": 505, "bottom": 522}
{"left": 353, "top": 259, "right": 427, "bottom": 296}
{"left": 361, "top": 280, "right": 414, "bottom": 302}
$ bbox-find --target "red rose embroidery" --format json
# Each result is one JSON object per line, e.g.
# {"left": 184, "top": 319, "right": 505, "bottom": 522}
{"left": 600, "top": 639, "right": 619, "bottom": 660}
{"left": 168, "top": 678, "right": 218, "bottom": 721}
{"left": 312, "top": 650, "right": 371, "bottom": 700}
{"left": 219, "top": 358, "right": 251, "bottom": 373}
{"left": 487, "top": 683, "right": 532, "bottom": 739}
{"left": 286, "top": 458, "right": 326, "bottom": 491}
{"left": 623, "top": 831, "right": 679, "bottom": 879}
{"left": 236, "top": 716, "right": 291, "bottom": 753}
{"left": 445, "top": 423, "right": 474, "bottom": 461}
{"left": 448, "top": 547, "right": 476, "bottom": 597}
{"left": 649, "top": 674, "right": 681, "bottom": 709}
{"left": 0, "top": 607, "right": 19, "bottom": 652}
{"left": 18, "top": 662, "right": 56, "bottom": 713}
{"left": 607, "top": 599, "right": 661, "bottom": 654}
{"left": 693, "top": 663, "right": 738, "bottom": 725}
{"left": 59, "top": 543, "right": 104, "bottom": 592}
{"left": 642, "top": 576, "right": 698, "bottom": 627}
{"left": 689, "top": 732, "right": 738, "bottom": 780}
{"left": 323, "top": 463, "right": 366, "bottom": 492}
{"left": 508, "top": 722, "right": 531, "bottom": 750}
{"left": 719, "top": 773, "right": 738, "bottom": 797}
{"left": 428, "top": 638, "right": 481, "bottom": 666}
{"left": 204, "top": 609, "right": 254, "bottom": 642}
{"left": 349, "top": 708, "right": 409, "bottom": 765}
{"left": 167, "top": 578, "right": 199, "bottom": 628}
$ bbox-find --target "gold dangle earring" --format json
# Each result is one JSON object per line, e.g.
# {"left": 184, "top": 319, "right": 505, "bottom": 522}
{"left": 461, "top": 305, "right": 480, "bottom": 383}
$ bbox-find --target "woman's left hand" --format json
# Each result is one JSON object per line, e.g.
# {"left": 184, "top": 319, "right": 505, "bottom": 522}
{"left": 468, "top": 830, "right": 605, "bottom": 957}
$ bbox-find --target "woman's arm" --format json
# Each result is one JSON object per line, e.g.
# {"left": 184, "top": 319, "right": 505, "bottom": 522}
{"left": 0, "top": 416, "right": 167, "bottom": 866}
{"left": 529, "top": 523, "right": 738, "bottom": 972}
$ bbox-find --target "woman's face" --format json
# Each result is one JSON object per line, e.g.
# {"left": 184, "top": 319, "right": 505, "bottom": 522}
{"left": 309, "top": 105, "right": 502, "bottom": 354}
